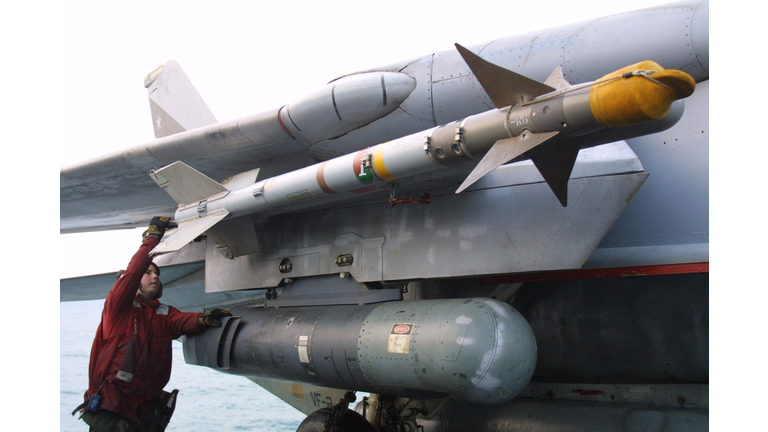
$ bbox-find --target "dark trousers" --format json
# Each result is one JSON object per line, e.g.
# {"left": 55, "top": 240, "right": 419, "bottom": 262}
{"left": 79, "top": 391, "right": 176, "bottom": 432}
{"left": 81, "top": 409, "right": 139, "bottom": 432}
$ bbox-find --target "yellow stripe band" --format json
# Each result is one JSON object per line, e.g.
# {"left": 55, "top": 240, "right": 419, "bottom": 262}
{"left": 372, "top": 144, "right": 396, "bottom": 181}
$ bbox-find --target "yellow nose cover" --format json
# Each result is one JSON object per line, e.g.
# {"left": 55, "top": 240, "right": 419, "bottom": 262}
{"left": 589, "top": 60, "right": 696, "bottom": 127}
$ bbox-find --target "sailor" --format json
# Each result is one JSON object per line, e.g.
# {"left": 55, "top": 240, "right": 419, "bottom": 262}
{"left": 74, "top": 216, "right": 231, "bottom": 432}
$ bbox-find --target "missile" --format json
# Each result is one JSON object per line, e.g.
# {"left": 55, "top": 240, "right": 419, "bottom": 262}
{"left": 150, "top": 46, "right": 695, "bottom": 257}
{"left": 451, "top": 44, "right": 696, "bottom": 199}
{"left": 183, "top": 297, "right": 537, "bottom": 406}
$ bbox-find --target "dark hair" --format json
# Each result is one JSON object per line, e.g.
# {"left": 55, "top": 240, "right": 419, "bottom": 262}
{"left": 115, "top": 264, "right": 163, "bottom": 298}
{"left": 148, "top": 262, "right": 161, "bottom": 275}
{"left": 149, "top": 262, "right": 163, "bottom": 298}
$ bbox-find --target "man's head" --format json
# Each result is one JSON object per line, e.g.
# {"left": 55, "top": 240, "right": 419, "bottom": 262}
{"left": 138, "top": 262, "right": 163, "bottom": 299}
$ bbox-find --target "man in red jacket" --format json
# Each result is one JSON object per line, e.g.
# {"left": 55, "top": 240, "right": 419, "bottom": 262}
{"left": 78, "top": 217, "right": 231, "bottom": 432}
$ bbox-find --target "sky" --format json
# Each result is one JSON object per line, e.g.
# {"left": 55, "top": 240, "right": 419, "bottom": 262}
{"left": 9, "top": 0, "right": 744, "bottom": 428}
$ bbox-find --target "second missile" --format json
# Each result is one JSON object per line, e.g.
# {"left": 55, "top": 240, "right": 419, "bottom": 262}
{"left": 150, "top": 58, "right": 694, "bottom": 256}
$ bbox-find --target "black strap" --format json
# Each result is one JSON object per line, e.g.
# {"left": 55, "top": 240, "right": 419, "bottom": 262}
{"left": 72, "top": 378, "right": 112, "bottom": 416}
{"left": 71, "top": 401, "right": 87, "bottom": 416}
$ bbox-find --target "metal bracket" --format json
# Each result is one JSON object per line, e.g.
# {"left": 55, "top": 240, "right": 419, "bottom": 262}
{"left": 264, "top": 274, "right": 402, "bottom": 308}
{"left": 452, "top": 126, "right": 465, "bottom": 156}
{"left": 389, "top": 183, "right": 433, "bottom": 207}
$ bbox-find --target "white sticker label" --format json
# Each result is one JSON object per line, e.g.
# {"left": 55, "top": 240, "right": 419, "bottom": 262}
{"left": 286, "top": 189, "right": 317, "bottom": 202}
{"left": 387, "top": 323, "right": 414, "bottom": 354}
{"left": 116, "top": 370, "right": 134, "bottom": 382}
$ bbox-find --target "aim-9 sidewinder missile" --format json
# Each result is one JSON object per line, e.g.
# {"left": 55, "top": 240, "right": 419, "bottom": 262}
{"left": 150, "top": 44, "right": 695, "bottom": 257}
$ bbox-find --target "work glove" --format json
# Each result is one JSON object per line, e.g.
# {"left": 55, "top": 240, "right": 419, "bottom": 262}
{"left": 198, "top": 309, "right": 233, "bottom": 327}
{"left": 142, "top": 216, "right": 177, "bottom": 241}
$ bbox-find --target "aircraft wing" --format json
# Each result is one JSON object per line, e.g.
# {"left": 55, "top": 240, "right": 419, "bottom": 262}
{"left": 59, "top": 108, "right": 317, "bottom": 233}
{"left": 60, "top": 262, "right": 204, "bottom": 303}
{"left": 60, "top": 59, "right": 307, "bottom": 233}
{"left": 61, "top": 59, "right": 419, "bottom": 234}
{"left": 59, "top": 241, "right": 269, "bottom": 313}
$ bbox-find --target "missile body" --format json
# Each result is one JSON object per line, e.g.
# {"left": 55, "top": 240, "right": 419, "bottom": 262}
{"left": 152, "top": 60, "right": 694, "bottom": 256}
{"left": 183, "top": 298, "right": 537, "bottom": 405}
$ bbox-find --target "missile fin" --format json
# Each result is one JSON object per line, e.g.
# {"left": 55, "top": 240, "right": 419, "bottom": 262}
{"left": 455, "top": 43, "right": 555, "bottom": 108}
{"left": 221, "top": 167, "right": 261, "bottom": 191}
{"left": 150, "top": 161, "right": 228, "bottom": 205}
{"left": 528, "top": 142, "right": 581, "bottom": 207}
{"left": 150, "top": 209, "right": 230, "bottom": 256}
{"left": 456, "top": 131, "right": 558, "bottom": 193}
{"left": 544, "top": 66, "right": 571, "bottom": 90}
{"left": 207, "top": 216, "right": 261, "bottom": 258}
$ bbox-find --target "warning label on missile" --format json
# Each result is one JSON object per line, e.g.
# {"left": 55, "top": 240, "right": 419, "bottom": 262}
{"left": 298, "top": 335, "right": 309, "bottom": 363}
{"left": 286, "top": 189, "right": 317, "bottom": 202}
{"left": 388, "top": 323, "right": 414, "bottom": 354}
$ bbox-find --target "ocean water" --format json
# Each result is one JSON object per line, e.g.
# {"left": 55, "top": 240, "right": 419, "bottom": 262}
{"left": 60, "top": 300, "right": 306, "bottom": 432}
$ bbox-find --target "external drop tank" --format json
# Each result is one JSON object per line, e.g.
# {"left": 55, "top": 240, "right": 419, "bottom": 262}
{"left": 183, "top": 298, "right": 537, "bottom": 405}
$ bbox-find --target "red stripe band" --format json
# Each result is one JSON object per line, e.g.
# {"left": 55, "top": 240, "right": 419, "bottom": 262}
{"left": 316, "top": 162, "right": 335, "bottom": 195}
{"left": 478, "top": 262, "right": 709, "bottom": 284}
{"left": 277, "top": 106, "right": 295, "bottom": 139}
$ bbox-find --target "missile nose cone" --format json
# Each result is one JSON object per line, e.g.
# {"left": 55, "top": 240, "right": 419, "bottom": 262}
{"left": 589, "top": 60, "right": 696, "bottom": 127}
{"left": 653, "top": 69, "right": 696, "bottom": 100}
{"left": 453, "top": 299, "right": 538, "bottom": 405}
{"left": 358, "top": 298, "right": 537, "bottom": 405}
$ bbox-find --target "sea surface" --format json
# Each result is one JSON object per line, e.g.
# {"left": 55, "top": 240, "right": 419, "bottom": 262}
{"left": 60, "top": 300, "right": 306, "bottom": 432}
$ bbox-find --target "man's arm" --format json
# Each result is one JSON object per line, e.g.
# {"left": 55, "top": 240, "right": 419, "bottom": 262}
{"left": 101, "top": 237, "right": 158, "bottom": 335}
{"left": 168, "top": 308, "right": 234, "bottom": 338}
{"left": 167, "top": 307, "right": 206, "bottom": 338}
{"left": 101, "top": 217, "right": 174, "bottom": 335}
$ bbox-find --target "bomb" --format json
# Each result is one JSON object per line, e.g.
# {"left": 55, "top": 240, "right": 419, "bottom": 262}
{"left": 183, "top": 298, "right": 537, "bottom": 405}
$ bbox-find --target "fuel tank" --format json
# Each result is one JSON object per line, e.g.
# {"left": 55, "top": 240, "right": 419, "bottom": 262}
{"left": 183, "top": 298, "right": 537, "bottom": 405}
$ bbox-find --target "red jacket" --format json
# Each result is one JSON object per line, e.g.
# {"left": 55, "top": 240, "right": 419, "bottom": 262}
{"left": 85, "top": 236, "right": 205, "bottom": 421}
